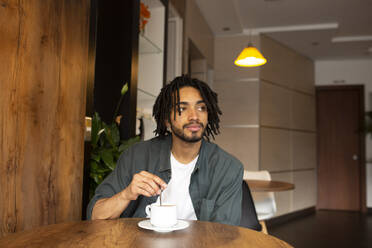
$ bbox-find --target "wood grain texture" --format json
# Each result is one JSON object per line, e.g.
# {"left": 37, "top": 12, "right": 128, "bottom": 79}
{"left": 0, "top": 0, "right": 19, "bottom": 235}
{"left": 0, "top": 218, "right": 293, "bottom": 248}
{"left": 245, "top": 180, "right": 295, "bottom": 192}
{"left": 0, "top": 0, "right": 90, "bottom": 237}
{"left": 316, "top": 86, "right": 364, "bottom": 211}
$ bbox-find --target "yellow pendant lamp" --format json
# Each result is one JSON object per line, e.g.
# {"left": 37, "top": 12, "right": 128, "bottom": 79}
{"left": 234, "top": 43, "right": 267, "bottom": 67}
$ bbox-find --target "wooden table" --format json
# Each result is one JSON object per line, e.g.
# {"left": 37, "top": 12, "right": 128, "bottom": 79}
{"left": 245, "top": 180, "right": 295, "bottom": 192}
{"left": 0, "top": 218, "right": 293, "bottom": 248}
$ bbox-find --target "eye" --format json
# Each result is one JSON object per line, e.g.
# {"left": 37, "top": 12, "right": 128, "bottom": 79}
{"left": 178, "top": 106, "right": 186, "bottom": 113}
{"left": 197, "top": 105, "right": 207, "bottom": 112}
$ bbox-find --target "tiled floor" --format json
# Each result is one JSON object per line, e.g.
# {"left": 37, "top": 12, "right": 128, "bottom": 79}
{"left": 269, "top": 210, "right": 372, "bottom": 248}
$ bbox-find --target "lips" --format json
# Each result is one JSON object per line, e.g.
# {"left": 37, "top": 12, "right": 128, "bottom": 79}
{"left": 184, "top": 123, "right": 203, "bottom": 132}
{"left": 186, "top": 125, "right": 201, "bottom": 131}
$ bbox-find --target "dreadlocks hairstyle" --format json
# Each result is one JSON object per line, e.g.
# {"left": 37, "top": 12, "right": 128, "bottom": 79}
{"left": 153, "top": 75, "right": 222, "bottom": 141}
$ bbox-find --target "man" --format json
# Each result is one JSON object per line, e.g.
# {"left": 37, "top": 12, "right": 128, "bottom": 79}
{"left": 87, "top": 75, "right": 257, "bottom": 227}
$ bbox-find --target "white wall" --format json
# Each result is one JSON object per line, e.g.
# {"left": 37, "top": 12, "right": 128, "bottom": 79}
{"left": 138, "top": 6, "right": 165, "bottom": 99}
{"left": 315, "top": 59, "right": 372, "bottom": 207}
{"left": 137, "top": 6, "right": 165, "bottom": 140}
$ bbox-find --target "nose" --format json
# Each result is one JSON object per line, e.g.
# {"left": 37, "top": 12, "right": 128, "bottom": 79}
{"left": 188, "top": 107, "right": 199, "bottom": 121}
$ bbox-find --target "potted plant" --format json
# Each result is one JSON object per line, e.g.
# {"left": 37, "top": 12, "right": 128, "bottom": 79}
{"left": 89, "top": 83, "right": 140, "bottom": 199}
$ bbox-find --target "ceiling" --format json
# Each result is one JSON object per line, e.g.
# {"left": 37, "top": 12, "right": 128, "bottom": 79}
{"left": 195, "top": 0, "right": 372, "bottom": 60}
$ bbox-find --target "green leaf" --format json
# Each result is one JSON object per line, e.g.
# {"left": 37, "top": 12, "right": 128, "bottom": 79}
{"left": 90, "top": 161, "right": 104, "bottom": 185}
{"left": 99, "top": 149, "right": 116, "bottom": 170}
{"left": 91, "top": 112, "right": 102, "bottom": 147}
{"left": 90, "top": 161, "right": 103, "bottom": 174}
{"left": 90, "top": 160, "right": 111, "bottom": 174}
{"left": 102, "top": 122, "right": 117, "bottom": 149}
{"left": 91, "top": 153, "right": 100, "bottom": 163}
{"left": 98, "top": 174, "right": 105, "bottom": 185}
{"left": 98, "top": 133, "right": 106, "bottom": 147}
{"left": 109, "top": 123, "right": 120, "bottom": 145}
{"left": 90, "top": 160, "right": 99, "bottom": 171}
{"left": 91, "top": 172, "right": 104, "bottom": 185}
{"left": 121, "top": 83, "right": 128, "bottom": 96}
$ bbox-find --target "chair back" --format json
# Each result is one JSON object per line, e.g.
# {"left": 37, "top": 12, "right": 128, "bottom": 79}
{"left": 243, "top": 170, "right": 277, "bottom": 220}
{"left": 240, "top": 181, "right": 262, "bottom": 231}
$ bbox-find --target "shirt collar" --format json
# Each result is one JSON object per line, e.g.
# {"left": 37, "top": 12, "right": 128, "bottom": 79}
{"left": 158, "top": 135, "right": 172, "bottom": 172}
{"left": 158, "top": 135, "right": 205, "bottom": 172}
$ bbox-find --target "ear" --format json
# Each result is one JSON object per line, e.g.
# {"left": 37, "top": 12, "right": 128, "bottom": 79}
{"left": 165, "top": 120, "right": 170, "bottom": 128}
{"left": 164, "top": 120, "right": 171, "bottom": 132}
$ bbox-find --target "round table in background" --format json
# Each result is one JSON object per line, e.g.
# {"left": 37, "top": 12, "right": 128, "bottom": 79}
{"left": 245, "top": 180, "right": 295, "bottom": 192}
{"left": 0, "top": 218, "right": 293, "bottom": 248}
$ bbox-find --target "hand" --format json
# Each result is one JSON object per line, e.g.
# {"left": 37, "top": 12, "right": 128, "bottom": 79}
{"left": 122, "top": 171, "right": 167, "bottom": 200}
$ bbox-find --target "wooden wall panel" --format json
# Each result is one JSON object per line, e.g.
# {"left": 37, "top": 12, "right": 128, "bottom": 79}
{"left": 0, "top": 0, "right": 19, "bottom": 235}
{"left": 0, "top": 0, "right": 90, "bottom": 237}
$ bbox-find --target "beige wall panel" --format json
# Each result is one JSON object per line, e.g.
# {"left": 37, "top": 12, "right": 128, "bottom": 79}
{"left": 214, "top": 127, "right": 259, "bottom": 171}
{"left": 213, "top": 81, "right": 259, "bottom": 126}
{"left": 185, "top": 0, "right": 214, "bottom": 67}
{"left": 291, "top": 92, "right": 316, "bottom": 131}
{"left": 291, "top": 131, "right": 317, "bottom": 170}
{"left": 260, "top": 35, "right": 295, "bottom": 88}
{"left": 293, "top": 170, "right": 317, "bottom": 211}
{"left": 291, "top": 54, "right": 315, "bottom": 95}
{"left": 214, "top": 36, "right": 260, "bottom": 81}
{"left": 214, "top": 71, "right": 259, "bottom": 82}
{"left": 260, "top": 128, "right": 291, "bottom": 172}
{"left": 169, "top": 0, "right": 185, "bottom": 19}
{"left": 260, "top": 81, "right": 291, "bottom": 128}
{"left": 271, "top": 172, "right": 293, "bottom": 217}
{"left": 190, "top": 59, "right": 207, "bottom": 73}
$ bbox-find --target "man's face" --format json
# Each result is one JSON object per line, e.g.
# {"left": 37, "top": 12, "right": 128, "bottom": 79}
{"left": 168, "top": 86, "right": 208, "bottom": 143}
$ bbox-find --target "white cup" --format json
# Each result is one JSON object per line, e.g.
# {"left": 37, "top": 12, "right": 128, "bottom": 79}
{"left": 145, "top": 203, "right": 177, "bottom": 228}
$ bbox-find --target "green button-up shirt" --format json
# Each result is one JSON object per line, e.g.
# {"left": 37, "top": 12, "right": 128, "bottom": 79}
{"left": 87, "top": 135, "right": 243, "bottom": 225}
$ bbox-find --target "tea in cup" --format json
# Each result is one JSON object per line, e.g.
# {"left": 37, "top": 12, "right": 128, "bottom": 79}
{"left": 145, "top": 203, "right": 177, "bottom": 228}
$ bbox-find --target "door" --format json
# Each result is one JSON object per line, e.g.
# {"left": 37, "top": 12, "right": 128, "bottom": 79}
{"left": 316, "top": 85, "right": 365, "bottom": 211}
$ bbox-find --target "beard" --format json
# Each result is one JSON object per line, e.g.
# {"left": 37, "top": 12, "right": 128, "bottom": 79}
{"left": 170, "top": 122, "right": 205, "bottom": 143}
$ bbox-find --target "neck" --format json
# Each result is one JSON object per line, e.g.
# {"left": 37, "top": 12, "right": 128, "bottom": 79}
{"left": 171, "top": 136, "right": 202, "bottom": 164}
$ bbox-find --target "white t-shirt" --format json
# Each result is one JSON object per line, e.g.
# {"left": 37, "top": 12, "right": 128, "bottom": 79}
{"left": 155, "top": 153, "right": 198, "bottom": 220}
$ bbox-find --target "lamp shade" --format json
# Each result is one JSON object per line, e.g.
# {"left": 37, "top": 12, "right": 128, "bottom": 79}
{"left": 234, "top": 44, "right": 267, "bottom": 67}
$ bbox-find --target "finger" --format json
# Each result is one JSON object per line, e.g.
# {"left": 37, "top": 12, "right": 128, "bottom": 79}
{"left": 136, "top": 188, "right": 152, "bottom": 198}
{"left": 137, "top": 182, "right": 157, "bottom": 196}
{"left": 151, "top": 176, "right": 167, "bottom": 190}
{"left": 140, "top": 177, "right": 162, "bottom": 194}
{"left": 131, "top": 173, "right": 159, "bottom": 196}
{"left": 136, "top": 172, "right": 160, "bottom": 193}
{"left": 136, "top": 171, "right": 161, "bottom": 195}
{"left": 140, "top": 171, "right": 167, "bottom": 189}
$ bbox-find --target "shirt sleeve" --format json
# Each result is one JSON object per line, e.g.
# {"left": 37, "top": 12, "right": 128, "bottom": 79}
{"left": 209, "top": 160, "right": 244, "bottom": 226}
{"left": 86, "top": 150, "right": 132, "bottom": 220}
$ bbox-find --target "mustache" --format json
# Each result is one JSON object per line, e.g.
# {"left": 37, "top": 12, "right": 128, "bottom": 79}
{"left": 183, "top": 122, "right": 204, "bottom": 129}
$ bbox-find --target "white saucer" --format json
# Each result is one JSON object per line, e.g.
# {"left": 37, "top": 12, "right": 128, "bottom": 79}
{"left": 138, "top": 219, "right": 189, "bottom": 232}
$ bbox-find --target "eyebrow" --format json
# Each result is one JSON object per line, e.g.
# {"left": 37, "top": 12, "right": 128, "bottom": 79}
{"left": 176, "top": 100, "right": 205, "bottom": 106}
